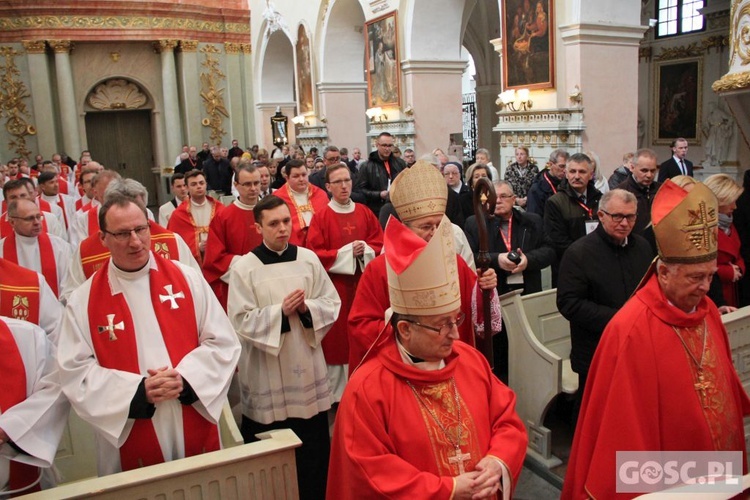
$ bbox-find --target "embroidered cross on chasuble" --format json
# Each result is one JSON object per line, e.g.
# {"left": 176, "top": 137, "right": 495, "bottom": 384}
{"left": 409, "top": 380, "right": 483, "bottom": 475}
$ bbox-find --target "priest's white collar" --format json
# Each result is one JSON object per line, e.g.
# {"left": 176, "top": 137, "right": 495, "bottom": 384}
{"left": 329, "top": 199, "right": 354, "bottom": 214}
{"left": 190, "top": 198, "right": 207, "bottom": 208}
{"left": 234, "top": 199, "right": 256, "bottom": 211}
{"left": 15, "top": 233, "right": 39, "bottom": 245}
{"left": 262, "top": 241, "right": 289, "bottom": 256}
{"left": 666, "top": 298, "right": 697, "bottom": 314}
{"left": 396, "top": 337, "right": 445, "bottom": 371}
{"left": 109, "top": 253, "right": 155, "bottom": 291}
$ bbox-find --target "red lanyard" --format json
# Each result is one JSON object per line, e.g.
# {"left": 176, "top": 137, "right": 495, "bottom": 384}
{"left": 499, "top": 216, "right": 512, "bottom": 251}
{"left": 575, "top": 198, "right": 593, "bottom": 218}
{"left": 543, "top": 172, "right": 557, "bottom": 194}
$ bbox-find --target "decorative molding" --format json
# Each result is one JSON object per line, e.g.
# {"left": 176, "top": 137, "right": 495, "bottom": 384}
{"left": 224, "top": 42, "right": 241, "bottom": 54}
{"left": 712, "top": 71, "right": 750, "bottom": 92}
{"left": 87, "top": 79, "right": 148, "bottom": 110}
{"left": 48, "top": 39, "right": 72, "bottom": 54}
{"left": 0, "top": 15, "right": 250, "bottom": 36}
{"left": 180, "top": 40, "right": 199, "bottom": 53}
{"left": 155, "top": 39, "right": 178, "bottom": 53}
{"left": 0, "top": 46, "right": 35, "bottom": 157}
{"left": 366, "top": 119, "right": 416, "bottom": 152}
{"left": 316, "top": 82, "right": 368, "bottom": 93}
{"left": 200, "top": 45, "right": 228, "bottom": 145}
{"left": 559, "top": 23, "right": 647, "bottom": 47}
{"left": 400, "top": 60, "right": 467, "bottom": 75}
{"left": 239, "top": 43, "right": 252, "bottom": 54}
{"left": 21, "top": 40, "right": 45, "bottom": 54}
{"left": 639, "top": 46, "right": 652, "bottom": 62}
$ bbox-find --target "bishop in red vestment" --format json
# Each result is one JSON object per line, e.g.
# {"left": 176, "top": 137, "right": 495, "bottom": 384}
{"left": 203, "top": 165, "right": 264, "bottom": 309}
{"left": 563, "top": 181, "right": 750, "bottom": 499}
{"left": 328, "top": 215, "right": 526, "bottom": 499}
{"left": 273, "top": 160, "right": 329, "bottom": 247}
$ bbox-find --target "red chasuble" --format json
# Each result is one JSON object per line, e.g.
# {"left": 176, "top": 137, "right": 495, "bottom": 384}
{"left": 0, "top": 319, "right": 41, "bottom": 495}
{"left": 0, "top": 259, "right": 40, "bottom": 325}
{"left": 274, "top": 183, "right": 329, "bottom": 247}
{"left": 328, "top": 338, "right": 527, "bottom": 499}
{"left": 306, "top": 204, "right": 383, "bottom": 364}
{"left": 167, "top": 198, "right": 223, "bottom": 264}
{"left": 79, "top": 221, "right": 180, "bottom": 279}
{"left": 3, "top": 232, "right": 59, "bottom": 297}
{"left": 348, "top": 253, "right": 478, "bottom": 374}
{"left": 202, "top": 203, "right": 263, "bottom": 310}
{"left": 87, "top": 255, "right": 219, "bottom": 470}
{"left": 562, "top": 273, "right": 750, "bottom": 500}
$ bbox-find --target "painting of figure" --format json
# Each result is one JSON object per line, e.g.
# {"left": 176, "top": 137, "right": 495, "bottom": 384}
{"left": 296, "top": 25, "right": 314, "bottom": 114}
{"left": 365, "top": 12, "right": 400, "bottom": 108}
{"left": 654, "top": 58, "right": 702, "bottom": 144}
{"left": 502, "top": 0, "right": 555, "bottom": 90}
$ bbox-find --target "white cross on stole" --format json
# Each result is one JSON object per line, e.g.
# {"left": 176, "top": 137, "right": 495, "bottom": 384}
{"left": 98, "top": 314, "right": 124, "bottom": 341}
{"left": 159, "top": 285, "right": 185, "bottom": 310}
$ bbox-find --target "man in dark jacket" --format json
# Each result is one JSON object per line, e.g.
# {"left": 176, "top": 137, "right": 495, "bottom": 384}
{"left": 543, "top": 153, "right": 602, "bottom": 285}
{"left": 353, "top": 132, "right": 406, "bottom": 215}
{"left": 557, "top": 189, "right": 653, "bottom": 409}
{"left": 202, "top": 146, "right": 233, "bottom": 195}
{"left": 616, "top": 148, "right": 661, "bottom": 236}
{"left": 527, "top": 148, "right": 568, "bottom": 217}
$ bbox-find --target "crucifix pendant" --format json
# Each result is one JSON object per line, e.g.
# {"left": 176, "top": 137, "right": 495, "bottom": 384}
{"left": 695, "top": 371, "right": 712, "bottom": 409}
{"left": 448, "top": 446, "right": 471, "bottom": 474}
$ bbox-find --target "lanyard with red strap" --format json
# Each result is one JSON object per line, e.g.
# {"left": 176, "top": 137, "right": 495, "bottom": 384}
{"left": 543, "top": 172, "right": 557, "bottom": 194}
{"left": 499, "top": 216, "right": 512, "bottom": 251}
{"left": 575, "top": 197, "right": 593, "bottom": 219}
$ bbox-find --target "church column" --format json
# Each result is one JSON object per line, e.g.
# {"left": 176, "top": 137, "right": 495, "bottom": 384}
{"left": 23, "top": 40, "right": 58, "bottom": 157}
{"left": 156, "top": 39, "right": 182, "bottom": 161}
{"left": 559, "top": 2, "right": 646, "bottom": 171}
{"left": 177, "top": 40, "right": 202, "bottom": 147}
{"left": 224, "top": 42, "right": 245, "bottom": 146}
{"left": 475, "top": 84, "right": 502, "bottom": 164}
{"left": 49, "top": 40, "right": 81, "bottom": 157}
{"left": 401, "top": 60, "right": 466, "bottom": 154}
{"left": 318, "top": 82, "right": 367, "bottom": 154}
{"left": 240, "top": 43, "right": 255, "bottom": 147}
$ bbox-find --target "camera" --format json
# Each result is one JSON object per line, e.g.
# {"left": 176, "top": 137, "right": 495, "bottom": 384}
{"left": 507, "top": 250, "right": 522, "bottom": 265}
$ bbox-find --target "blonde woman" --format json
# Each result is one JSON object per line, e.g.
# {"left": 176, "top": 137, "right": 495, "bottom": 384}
{"left": 584, "top": 150, "right": 609, "bottom": 194}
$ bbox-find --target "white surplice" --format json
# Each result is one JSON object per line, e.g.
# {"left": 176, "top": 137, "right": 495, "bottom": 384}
{"left": 227, "top": 245, "right": 341, "bottom": 425}
{"left": 57, "top": 254, "right": 240, "bottom": 476}
{"left": 0, "top": 233, "right": 73, "bottom": 295}
{"left": 0, "top": 317, "right": 69, "bottom": 493}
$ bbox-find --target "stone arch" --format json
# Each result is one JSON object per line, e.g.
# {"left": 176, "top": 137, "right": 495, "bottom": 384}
{"left": 80, "top": 75, "right": 157, "bottom": 115}
{"left": 258, "top": 29, "right": 295, "bottom": 103}
{"left": 405, "top": 0, "right": 474, "bottom": 60}
{"left": 320, "top": 0, "right": 366, "bottom": 82}
{"left": 84, "top": 77, "right": 153, "bottom": 112}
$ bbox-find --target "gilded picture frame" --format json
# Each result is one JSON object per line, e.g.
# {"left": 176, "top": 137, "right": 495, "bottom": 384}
{"left": 365, "top": 12, "right": 400, "bottom": 108}
{"left": 653, "top": 57, "right": 703, "bottom": 145}
{"left": 501, "top": 0, "right": 555, "bottom": 90}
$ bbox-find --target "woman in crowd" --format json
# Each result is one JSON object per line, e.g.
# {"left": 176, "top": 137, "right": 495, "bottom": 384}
{"left": 503, "top": 146, "right": 538, "bottom": 207}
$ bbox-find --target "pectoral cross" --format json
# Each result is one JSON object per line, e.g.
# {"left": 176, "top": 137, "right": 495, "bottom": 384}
{"left": 695, "top": 372, "right": 712, "bottom": 409}
{"left": 159, "top": 285, "right": 185, "bottom": 310}
{"left": 98, "top": 314, "right": 124, "bottom": 341}
{"left": 448, "top": 447, "right": 471, "bottom": 474}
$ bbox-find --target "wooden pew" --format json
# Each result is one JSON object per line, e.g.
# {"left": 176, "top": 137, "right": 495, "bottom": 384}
{"left": 23, "top": 428, "right": 301, "bottom": 499}
{"left": 500, "top": 288, "right": 577, "bottom": 468}
{"left": 722, "top": 305, "right": 750, "bottom": 454}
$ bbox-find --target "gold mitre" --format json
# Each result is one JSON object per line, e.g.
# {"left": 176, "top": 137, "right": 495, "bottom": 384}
{"left": 385, "top": 214, "right": 460, "bottom": 316}
{"left": 652, "top": 180, "right": 718, "bottom": 263}
{"left": 390, "top": 160, "right": 447, "bottom": 223}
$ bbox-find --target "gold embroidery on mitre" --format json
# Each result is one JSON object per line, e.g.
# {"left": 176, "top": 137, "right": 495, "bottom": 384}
{"left": 681, "top": 201, "right": 718, "bottom": 252}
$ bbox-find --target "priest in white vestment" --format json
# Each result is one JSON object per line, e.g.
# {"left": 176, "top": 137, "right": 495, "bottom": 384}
{"left": 228, "top": 195, "right": 340, "bottom": 500}
{"left": 0, "top": 199, "right": 72, "bottom": 297}
{"left": 57, "top": 195, "right": 240, "bottom": 476}
{"left": 0, "top": 316, "right": 69, "bottom": 495}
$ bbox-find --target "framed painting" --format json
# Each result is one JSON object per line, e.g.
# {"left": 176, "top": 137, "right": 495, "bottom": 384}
{"left": 365, "top": 12, "right": 400, "bottom": 108}
{"left": 295, "top": 24, "right": 314, "bottom": 114}
{"left": 501, "top": 0, "right": 555, "bottom": 90}
{"left": 653, "top": 57, "right": 702, "bottom": 144}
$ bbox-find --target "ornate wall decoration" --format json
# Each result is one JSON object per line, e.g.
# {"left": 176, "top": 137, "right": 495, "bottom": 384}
{"left": 180, "top": 40, "right": 199, "bottom": 52}
{"left": 199, "top": 45, "right": 228, "bottom": 145}
{"left": 87, "top": 79, "right": 148, "bottom": 110}
{"left": 0, "top": 46, "right": 35, "bottom": 158}
{"left": 0, "top": 16, "right": 250, "bottom": 36}
{"left": 730, "top": 1, "right": 750, "bottom": 67}
{"left": 654, "top": 43, "right": 704, "bottom": 61}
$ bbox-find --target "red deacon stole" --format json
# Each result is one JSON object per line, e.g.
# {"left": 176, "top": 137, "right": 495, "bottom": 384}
{"left": 2, "top": 232, "right": 59, "bottom": 297}
{"left": 0, "top": 201, "right": 50, "bottom": 239}
{"left": 148, "top": 221, "right": 179, "bottom": 261}
{"left": 0, "top": 319, "right": 41, "bottom": 495}
{"left": 0, "top": 259, "right": 41, "bottom": 325}
{"left": 86, "top": 206, "right": 100, "bottom": 237}
{"left": 79, "top": 234, "right": 111, "bottom": 279}
{"left": 87, "top": 255, "right": 220, "bottom": 471}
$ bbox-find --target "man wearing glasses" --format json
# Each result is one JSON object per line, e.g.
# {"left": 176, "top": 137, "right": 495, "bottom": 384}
{"left": 556, "top": 189, "right": 653, "bottom": 411}
{"left": 329, "top": 214, "right": 527, "bottom": 499}
{"left": 353, "top": 131, "right": 406, "bottom": 215}
{"left": 307, "top": 163, "right": 384, "bottom": 403}
{"left": 58, "top": 193, "right": 240, "bottom": 477}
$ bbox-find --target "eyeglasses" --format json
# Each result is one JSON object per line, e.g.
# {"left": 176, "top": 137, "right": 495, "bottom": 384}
{"left": 329, "top": 179, "right": 352, "bottom": 185}
{"left": 325, "top": 156, "right": 341, "bottom": 162}
{"left": 404, "top": 313, "right": 466, "bottom": 336}
{"left": 104, "top": 224, "right": 150, "bottom": 241}
{"left": 409, "top": 222, "right": 440, "bottom": 234}
{"left": 601, "top": 210, "right": 637, "bottom": 223}
{"left": 11, "top": 214, "right": 43, "bottom": 222}
{"left": 497, "top": 194, "right": 515, "bottom": 200}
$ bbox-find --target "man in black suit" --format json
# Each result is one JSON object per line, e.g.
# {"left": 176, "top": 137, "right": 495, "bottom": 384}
{"left": 657, "top": 137, "right": 693, "bottom": 181}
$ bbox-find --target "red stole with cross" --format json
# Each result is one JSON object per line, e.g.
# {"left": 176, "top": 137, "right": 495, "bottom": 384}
{"left": 0, "top": 201, "right": 49, "bottom": 239}
{"left": 0, "top": 319, "right": 41, "bottom": 495}
{"left": 3, "top": 232, "right": 59, "bottom": 297}
{"left": 79, "top": 222, "right": 180, "bottom": 279}
{"left": 0, "top": 259, "right": 40, "bottom": 325}
{"left": 87, "top": 255, "right": 219, "bottom": 470}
